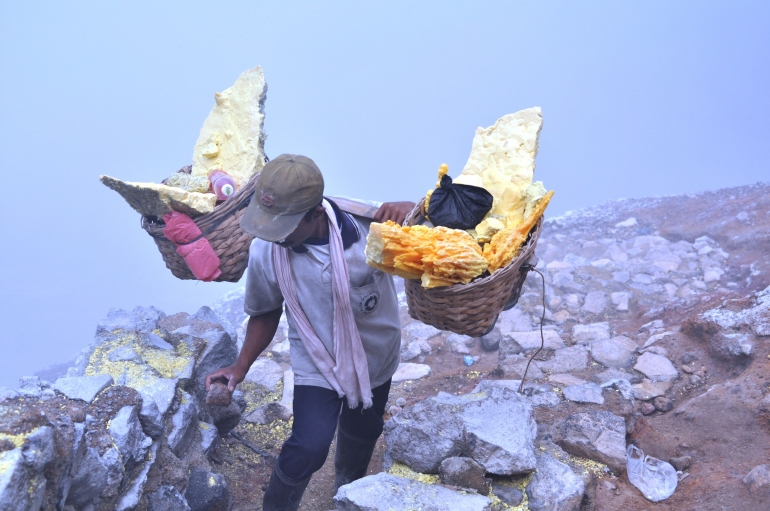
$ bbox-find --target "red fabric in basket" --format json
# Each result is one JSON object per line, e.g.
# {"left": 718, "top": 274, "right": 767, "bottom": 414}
{"left": 163, "top": 212, "right": 222, "bottom": 282}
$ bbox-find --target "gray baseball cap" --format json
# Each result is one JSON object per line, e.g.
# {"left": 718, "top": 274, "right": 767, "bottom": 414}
{"left": 240, "top": 154, "right": 325, "bottom": 242}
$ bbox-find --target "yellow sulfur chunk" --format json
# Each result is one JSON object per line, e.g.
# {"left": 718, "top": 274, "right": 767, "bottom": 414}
{"left": 453, "top": 108, "right": 543, "bottom": 230}
{"left": 473, "top": 216, "right": 506, "bottom": 243}
{"left": 191, "top": 66, "right": 268, "bottom": 188}
{"left": 484, "top": 190, "right": 554, "bottom": 273}
{"left": 366, "top": 221, "right": 488, "bottom": 288}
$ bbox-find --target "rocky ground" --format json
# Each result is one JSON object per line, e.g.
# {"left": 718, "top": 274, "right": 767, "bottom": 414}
{"left": 2, "top": 182, "right": 769, "bottom": 510}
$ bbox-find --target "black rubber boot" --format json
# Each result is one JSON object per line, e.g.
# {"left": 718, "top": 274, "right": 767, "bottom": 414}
{"left": 262, "top": 463, "right": 311, "bottom": 511}
{"left": 334, "top": 426, "right": 378, "bottom": 491}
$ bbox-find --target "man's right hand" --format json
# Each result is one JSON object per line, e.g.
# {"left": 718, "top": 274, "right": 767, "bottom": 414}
{"left": 205, "top": 365, "right": 247, "bottom": 393}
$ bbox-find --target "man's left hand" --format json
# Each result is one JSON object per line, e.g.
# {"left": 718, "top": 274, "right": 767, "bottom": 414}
{"left": 374, "top": 201, "right": 416, "bottom": 225}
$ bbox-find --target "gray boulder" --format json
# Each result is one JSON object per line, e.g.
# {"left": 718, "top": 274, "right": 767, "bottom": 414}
{"left": 526, "top": 443, "right": 586, "bottom": 511}
{"left": 66, "top": 445, "right": 124, "bottom": 508}
{"left": 537, "top": 345, "right": 589, "bottom": 373}
{"left": 168, "top": 391, "right": 200, "bottom": 457}
{"left": 54, "top": 374, "right": 114, "bottom": 403}
{"left": 633, "top": 353, "right": 678, "bottom": 382}
{"left": 130, "top": 305, "right": 167, "bottom": 332}
{"left": 20, "top": 426, "right": 55, "bottom": 471}
{"left": 582, "top": 291, "right": 607, "bottom": 314}
{"left": 500, "top": 330, "right": 566, "bottom": 358}
{"left": 184, "top": 469, "right": 233, "bottom": 511}
{"left": 499, "top": 355, "right": 545, "bottom": 380}
{"left": 138, "top": 394, "right": 165, "bottom": 439}
{"left": 199, "top": 422, "right": 220, "bottom": 457}
{"left": 559, "top": 410, "right": 627, "bottom": 473}
{"left": 333, "top": 473, "right": 492, "bottom": 511}
{"left": 707, "top": 332, "right": 754, "bottom": 360}
{"left": 563, "top": 383, "right": 605, "bottom": 405}
{"left": 572, "top": 323, "right": 611, "bottom": 345}
{"left": 243, "top": 358, "right": 284, "bottom": 392}
{"left": 149, "top": 485, "right": 191, "bottom": 511}
{"left": 172, "top": 309, "right": 238, "bottom": 403}
{"left": 479, "top": 328, "right": 502, "bottom": 352}
{"left": 18, "top": 376, "right": 49, "bottom": 398}
{"left": 109, "top": 405, "right": 153, "bottom": 469}
{"left": 244, "top": 402, "right": 293, "bottom": 425}
{"left": 590, "top": 336, "right": 637, "bottom": 368}
{"left": 632, "top": 380, "right": 671, "bottom": 401}
{"left": 384, "top": 386, "right": 537, "bottom": 475}
{"left": 96, "top": 308, "right": 137, "bottom": 335}
{"left": 743, "top": 464, "right": 770, "bottom": 494}
{"left": 116, "top": 442, "right": 158, "bottom": 511}
{"left": 0, "top": 448, "right": 46, "bottom": 511}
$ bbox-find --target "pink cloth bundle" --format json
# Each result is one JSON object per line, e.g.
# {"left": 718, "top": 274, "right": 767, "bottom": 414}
{"left": 163, "top": 212, "right": 222, "bottom": 282}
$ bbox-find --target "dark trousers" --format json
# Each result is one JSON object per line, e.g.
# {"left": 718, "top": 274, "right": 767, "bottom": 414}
{"left": 277, "top": 379, "right": 391, "bottom": 481}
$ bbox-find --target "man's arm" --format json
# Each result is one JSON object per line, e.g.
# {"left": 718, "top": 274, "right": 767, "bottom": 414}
{"left": 205, "top": 306, "right": 283, "bottom": 392}
{"left": 374, "top": 201, "right": 416, "bottom": 225}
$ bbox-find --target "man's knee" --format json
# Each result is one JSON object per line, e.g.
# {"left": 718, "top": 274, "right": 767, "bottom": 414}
{"left": 279, "top": 434, "right": 333, "bottom": 480}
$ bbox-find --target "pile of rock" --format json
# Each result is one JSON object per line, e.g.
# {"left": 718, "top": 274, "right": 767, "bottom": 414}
{"left": 531, "top": 229, "right": 732, "bottom": 324}
{"left": 0, "top": 306, "right": 242, "bottom": 511}
{"left": 334, "top": 381, "right": 627, "bottom": 511}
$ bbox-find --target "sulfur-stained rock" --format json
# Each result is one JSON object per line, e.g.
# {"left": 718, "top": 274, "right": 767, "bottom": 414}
{"left": 526, "top": 442, "right": 586, "bottom": 511}
{"left": 54, "top": 374, "right": 114, "bottom": 403}
{"left": 559, "top": 410, "right": 627, "bottom": 473}
{"left": 384, "top": 386, "right": 536, "bottom": 475}
{"left": 191, "top": 66, "right": 267, "bottom": 188}
{"left": 0, "top": 448, "right": 46, "bottom": 511}
{"left": 100, "top": 175, "right": 217, "bottom": 218}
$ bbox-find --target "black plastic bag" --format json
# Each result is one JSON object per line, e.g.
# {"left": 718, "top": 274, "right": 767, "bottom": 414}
{"left": 426, "top": 174, "right": 493, "bottom": 230}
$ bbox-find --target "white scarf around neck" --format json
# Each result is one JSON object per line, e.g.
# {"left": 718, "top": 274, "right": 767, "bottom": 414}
{"left": 272, "top": 199, "right": 373, "bottom": 409}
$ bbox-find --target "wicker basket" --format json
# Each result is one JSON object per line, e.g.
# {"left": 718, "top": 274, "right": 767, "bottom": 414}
{"left": 403, "top": 200, "right": 543, "bottom": 337}
{"left": 140, "top": 174, "right": 258, "bottom": 282}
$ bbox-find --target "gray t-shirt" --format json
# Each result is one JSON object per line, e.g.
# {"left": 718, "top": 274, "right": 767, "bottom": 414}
{"left": 243, "top": 213, "right": 402, "bottom": 390}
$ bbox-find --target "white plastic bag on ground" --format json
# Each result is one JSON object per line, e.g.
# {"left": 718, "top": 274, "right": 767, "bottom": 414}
{"left": 626, "top": 444, "right": 678, "bottom": 502}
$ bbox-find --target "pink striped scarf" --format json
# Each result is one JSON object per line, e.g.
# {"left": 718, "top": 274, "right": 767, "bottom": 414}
{"left": 272, "top": 199, "right": 373, "bottom": 409}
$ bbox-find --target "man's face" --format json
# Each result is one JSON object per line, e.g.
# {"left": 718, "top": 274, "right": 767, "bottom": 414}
{"left": 274, "top": 206, "right": 325, "bottom": 248}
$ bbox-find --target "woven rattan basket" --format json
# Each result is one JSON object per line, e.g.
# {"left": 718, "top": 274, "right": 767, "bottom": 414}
{"left": 403, "top": 200, "right": 543, "bottom": 337}
{"left": 140, "top": 173, "right": 258, "bottom": 283}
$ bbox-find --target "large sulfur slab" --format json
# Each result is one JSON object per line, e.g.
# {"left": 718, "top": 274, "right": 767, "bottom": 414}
{"left": 454, "top": 107, "right": 543, "bottom": 229}
{"left": 191, "top": 66, "right": 267, "bottom": 188}
{"left": 100, "top": 175, "right": 217, "bottom": 217}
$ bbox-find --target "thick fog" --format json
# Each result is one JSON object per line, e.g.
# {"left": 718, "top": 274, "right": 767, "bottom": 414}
{"left": 1, "top": 1, "right": 768, "bottom": 387}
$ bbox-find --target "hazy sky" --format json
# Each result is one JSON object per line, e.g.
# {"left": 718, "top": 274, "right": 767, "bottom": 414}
{"left": 1, "top": 1, "right": 768, "bottom": 387}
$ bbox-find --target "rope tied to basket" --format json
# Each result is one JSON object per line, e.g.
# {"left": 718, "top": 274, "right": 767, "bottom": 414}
{"left": 518, "top": 264, "right": 546, "bottom": 394}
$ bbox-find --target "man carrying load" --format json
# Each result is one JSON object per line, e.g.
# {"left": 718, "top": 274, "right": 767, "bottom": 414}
{"left": 205, "top": 154, "right": 414, "bottom": 510}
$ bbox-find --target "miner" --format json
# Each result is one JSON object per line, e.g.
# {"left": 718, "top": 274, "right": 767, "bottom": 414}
{"left": 206, "top": 154, "right": 414, "bottom": 510}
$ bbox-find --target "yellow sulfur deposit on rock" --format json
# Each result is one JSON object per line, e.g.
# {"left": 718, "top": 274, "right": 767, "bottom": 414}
{"left": 100, "top": 175, "right": 217, "bottom": 217}
{"left": 366, "top": 221, "right": 488, "bottom": 288}
{"left": 454, "top": 107, "right": 543, "bottom": 230}
{"left": 484, "top": 190, "right": 553, "bottom": 273}
{"left": 163, "top": 172, "right": 211, "bottom": 193}
{"left": 191, "top": 66, "right": 267, "bottom": 188}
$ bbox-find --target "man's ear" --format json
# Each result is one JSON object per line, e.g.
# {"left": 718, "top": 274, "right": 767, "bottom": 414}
{"left": 312, "top": 205, "right": 326, "bottom": 219}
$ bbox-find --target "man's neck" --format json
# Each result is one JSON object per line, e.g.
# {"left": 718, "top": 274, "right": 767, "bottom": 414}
{"left": 310, "top": 212, "right": 329, "bottom": 239}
